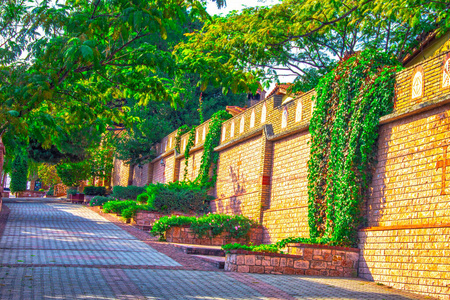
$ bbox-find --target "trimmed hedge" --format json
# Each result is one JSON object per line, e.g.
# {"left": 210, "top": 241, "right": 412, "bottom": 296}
{"left": 83, "top": 186, "right": 106, "bottom": 196}
{"left": 102, "top": 200, "right": 153, "bottom": 219}
{"left": 111, "top": 185, "right": 145, "bottom": 200}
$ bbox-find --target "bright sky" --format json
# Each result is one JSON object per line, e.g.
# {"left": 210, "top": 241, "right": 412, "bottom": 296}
{"left": 206, "top": 0, "right": 279, "bottom": 16}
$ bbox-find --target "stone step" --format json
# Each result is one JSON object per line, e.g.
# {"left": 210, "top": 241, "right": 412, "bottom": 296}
{"left": 172, "top": 243, "right": 225, "bottom": 257}
{"left": 191, "top": 255, "right": 225, "bottom": 269}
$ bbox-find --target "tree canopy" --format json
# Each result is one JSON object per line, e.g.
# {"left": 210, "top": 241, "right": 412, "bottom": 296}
{"left": 177, "top": 0, "right": 450, "bottom": 92}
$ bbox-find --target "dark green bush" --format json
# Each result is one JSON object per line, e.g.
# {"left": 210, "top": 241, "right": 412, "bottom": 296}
{"left": 111, "top": 185, "right": 145, "bottom": 200}
{"left": 46, "top": 187, "right": 54, "bottom": 196}
{"left": 67, "top": 189, "right": 78, "bottom": 195}
{"left": 89, "top": 196, "right": 113, "bottom": 207}
{"left": 83, "top": 186, "right": 106, "bottom": 196}
{"left": 150, "top": 181, "right": 211, "bottom": 213}
{"left": 151, "top": 214, "right": 256, "bottom": 239}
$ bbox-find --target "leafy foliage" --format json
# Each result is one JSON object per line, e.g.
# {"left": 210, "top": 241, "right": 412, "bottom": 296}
{"left": 110, "top": 185, "right": 145, "bottom": 200}
{"left": 10, "top": 152, "right": 28, "bottom": 193}
{"left": 56, "top": 161, "right": 91, "bottom": 187}
{"left": 89, "top": 196, "right": 113, "bottom": 207}
{"left": 66, "top": 189, "right": 79, "bottom": 196}
{"left": 151, "top": 213, "right": 257, "bottom": 239}
{"left": 183, "top": 126, "right": 196, "bottom": 180}
{"left": 37, "top": 163, "right": 61, "bottom": 187}
{"left": 150, "top": 181, "right": 211, "bottom": 213}
{"left": 83, "top": 186, "right": 106, "bottom": 196}
{"left": 196, "top": 110, "right": 231, "bottom": 187}
{"left": 307, "top": 49, "right": 398, "bottom": 247}
{"left": 222, "top": 243, "right": 279, "bottom": 253}
{"left": 103, "top": 200, "right": 136, "bottom": 214}
{"left": 178, "top": 0, "right": 449, "bottom": 91}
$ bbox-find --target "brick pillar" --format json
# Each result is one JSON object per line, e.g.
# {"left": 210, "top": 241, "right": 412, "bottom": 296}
{"left": 172, "top": 152, "right": 181, "bottom": 182}
{"left": 258, "top": 126, "right": 274, "bottom": 224}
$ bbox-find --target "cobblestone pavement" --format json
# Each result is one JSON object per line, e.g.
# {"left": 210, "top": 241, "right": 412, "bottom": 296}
{"left": 0, "top": 199, "right": 428, "bottom": 300}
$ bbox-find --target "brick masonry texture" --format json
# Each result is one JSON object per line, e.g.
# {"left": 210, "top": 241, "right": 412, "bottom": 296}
{"left": 111, "top": 50, "right": 450, "bottom": 299}
{"left": 224, "top": 244, "right": 359, "bottom": 278}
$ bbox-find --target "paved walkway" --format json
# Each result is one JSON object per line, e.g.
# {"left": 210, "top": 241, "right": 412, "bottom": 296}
{"left": 0, "top": 199, "right": 427, "bottom": 300}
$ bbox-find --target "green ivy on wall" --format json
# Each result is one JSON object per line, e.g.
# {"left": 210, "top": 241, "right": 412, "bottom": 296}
{"left": 307, "top": 49, "right": 400, "bottom": 247}
{"left": 183, "top": 126, "right": 196, "bottom": 181}
{"left": 10, "top": 152, "right": 29, "bottom": 193}
{"left": 196, "top": 110, "right": 231, "bottom": 188}
{"left": 175, "top": 125, "right": 190, "bottom": 154}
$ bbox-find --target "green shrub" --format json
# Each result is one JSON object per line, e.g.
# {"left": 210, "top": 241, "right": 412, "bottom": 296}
{"left": 121, "top": 204, "right": 154, "bottom": 219}
{"left": 151, "top": 214, "right": 256, "bottom": 239}
{"left": 89, "top": 196, "right": 113, "bottom": 207}
{"left": 136, "top": 193, "right": 149, "bottom": 204}
{"left": 39, "top": 188, "right": 45, "bottom": 192}
{"left": 102, "top": 200, "right": 136, "bottom": 214}
{"left": 83, "top": 186, "right": 106, "bottom": 196}
{"left": 46, "top": 187, "right": 54, "bottom": 196}
{"left": 150, "top": 181, "right": 211, "bottom": 213}
{"left": 67, "top": 189, "right": 78, "bottom": 195}
{"left": 111, "top": 185, "right": 145, "bottom": 200}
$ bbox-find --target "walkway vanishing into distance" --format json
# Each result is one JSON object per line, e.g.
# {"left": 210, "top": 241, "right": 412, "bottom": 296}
{"left": 0, "top": 198, "right": 428, "bottom": 300}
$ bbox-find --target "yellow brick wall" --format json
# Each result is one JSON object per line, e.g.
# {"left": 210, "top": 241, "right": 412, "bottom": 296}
{"left": 132, "top": 163, "right": 149, "bottom": 187}
{"left": 177, "top": 149, "right": 204, "bottom": 182}
{"left": 112, "top": 157, "right": 129, "bottom": 187}
{"left": 151, "top": 153, "right": 175, "bottom": 184}
{"left": 211, "top": 136, "right": 262, "bottom": 222}
{"left": 359, "top": 227, "right": 450, "bottom": 299}
{"left": 367, "top": 104, "right": 450, "bottom": 227}
{"left": 262, "top": 131, "right": 311, "bottom": 243}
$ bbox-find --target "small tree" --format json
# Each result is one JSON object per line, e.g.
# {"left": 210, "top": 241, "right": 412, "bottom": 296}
{"left": 10, "top": 153, "right": 28, "bottom": 193}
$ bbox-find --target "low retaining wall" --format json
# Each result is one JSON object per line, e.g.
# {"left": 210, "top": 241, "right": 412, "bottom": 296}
{"left": 16, "top": 191, "right": 46, "bottom": 198}
{"left": 1, "top": 192, "right": 9, "bottom": 198}
{"left": 165, "top": 226, "right": 263, "bottom": 246}
{"left": 224, "top": 243, "right": 359, "bottom": 277}
{"left": 134, "top": 211, "right": 194, "bottom": 231}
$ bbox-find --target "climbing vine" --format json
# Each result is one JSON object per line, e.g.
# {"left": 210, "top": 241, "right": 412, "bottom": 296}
{"left": 175, "top": 125, "right": 190, "bottom": 154}
{"left": 307, "top": 49, "right": 399, "bottom": 247}
{"left": 183, "top": 126, "right": 196, "bottom": 181}
{"left": 196, "top": 110, "right": 231, "bottom": 188}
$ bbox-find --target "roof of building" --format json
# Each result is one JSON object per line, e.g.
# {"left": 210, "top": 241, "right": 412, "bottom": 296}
{"left": 226, "top": 106, "right": 247, "bottom": 116}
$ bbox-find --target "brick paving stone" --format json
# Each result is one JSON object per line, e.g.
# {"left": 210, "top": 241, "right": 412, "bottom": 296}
{"left": 0, "top": 199, "right": 434, "bottom": 300}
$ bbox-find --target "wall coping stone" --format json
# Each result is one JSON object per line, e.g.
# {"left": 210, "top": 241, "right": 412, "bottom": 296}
{"left": 360, "top": 222, "right": 450, "bottom": 232}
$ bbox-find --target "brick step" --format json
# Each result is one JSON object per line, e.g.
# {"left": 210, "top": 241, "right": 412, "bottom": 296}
{"left": 191, "top": 255, "right": 225, "bottom": 269}
{"left": 172, "top": 243, "right": 225, "bottom": 257}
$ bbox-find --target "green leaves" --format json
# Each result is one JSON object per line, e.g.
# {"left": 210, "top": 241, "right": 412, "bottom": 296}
{"left": 307, "top": 49, "right": 398, "bottom": 247}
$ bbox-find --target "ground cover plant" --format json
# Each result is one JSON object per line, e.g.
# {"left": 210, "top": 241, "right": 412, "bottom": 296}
{"left": 89, "top": 196, "right": 113, "bottom": 207}
{"left": 221, "top": 236, "right": 334, "bottom": 254}
{"left": 151, "top": 214, "right": 257, "bottom": 240}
